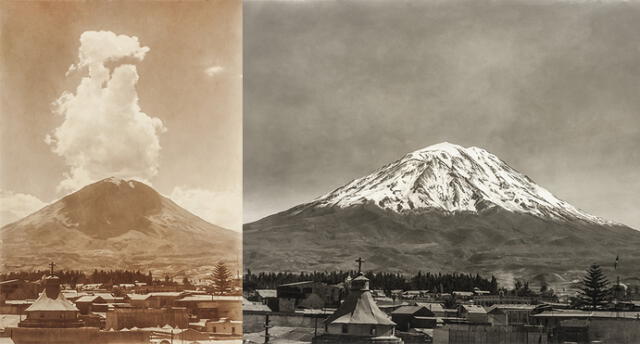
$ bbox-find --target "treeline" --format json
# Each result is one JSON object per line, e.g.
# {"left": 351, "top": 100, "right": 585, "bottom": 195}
{"left": 244, "top": 270, "right": 498, "bottom": 293}
{"left": 0, "top": 269, "right": 153, "bottom": 286}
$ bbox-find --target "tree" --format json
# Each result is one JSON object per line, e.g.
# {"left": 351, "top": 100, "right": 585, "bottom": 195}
{"left": 213, "top": 261, "right": 232, "bottom": 295}
{"left": 182, "top": 277, "right": 192, "bottom": 287}
{"left": 578, "top": 264, "right": 610, "bottom": 309}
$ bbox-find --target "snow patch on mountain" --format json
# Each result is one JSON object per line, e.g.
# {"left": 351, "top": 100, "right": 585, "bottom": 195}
{"left": 308, "top": 142, "right": 610, "bottom": 225}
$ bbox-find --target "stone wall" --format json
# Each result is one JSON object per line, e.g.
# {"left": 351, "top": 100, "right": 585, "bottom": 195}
{"left": 105, "top": 307, "right": 188, "bottom": 330}
{"left": 7, "top": 327, "right": 149, "bottom": 344}
{"left": 243, "top": 310, "right": 327, "bottom": 333}
{"left": 433, "top": 324, "right": 547, "bottom": 344}
{"left": 587, "top": 318, "right": 640, "bottom": 343}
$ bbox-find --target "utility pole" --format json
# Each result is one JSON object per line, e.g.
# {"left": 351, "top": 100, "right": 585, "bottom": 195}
{"left": 314, "top": 315, "right": 318, "bottom": 337}
{"left": 264, "top": 314, "right": 271, "bottom": 343}
{"left": 615, "top": 255, "right": 620, "bottom": 319}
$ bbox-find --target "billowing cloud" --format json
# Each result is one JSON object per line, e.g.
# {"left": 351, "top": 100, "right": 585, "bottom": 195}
{"left": 204, "top": 65, "right": 224, "bottom": 76}
{"left": 47, "top": 31, "right": 165, "bottom": 193}
{"left": 170, "top": 187, "right": 241, "bottom": 232}
{"left": 0, "top": 190, "right": 47, "bottom": 226}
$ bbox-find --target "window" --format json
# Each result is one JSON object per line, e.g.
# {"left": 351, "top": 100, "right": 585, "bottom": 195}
{"left": 341, "top": 324, "right": 348, "bottom": 334}
{"left": 370, "top": 326, "right": 376, "bottom": 336}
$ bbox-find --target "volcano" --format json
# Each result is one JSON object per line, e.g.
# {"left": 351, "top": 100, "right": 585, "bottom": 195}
{"left": 1, "top": 177, "right": 240, "bottom": 276}
{"left": 244, "top": 143, "right": 640, "bottom": 283}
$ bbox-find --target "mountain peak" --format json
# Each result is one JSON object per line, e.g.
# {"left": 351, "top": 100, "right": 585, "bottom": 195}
{"left": 303, "top": 144, "right": 610, "bottom": 226}
{"left": 2, "top": 178, "right": 239, "bottom": 273}
{"left": 96, "top": 176, "right": 144, "bottom": 188}
{"left": 412, "top": 142, "right": 465, "bottom": 154}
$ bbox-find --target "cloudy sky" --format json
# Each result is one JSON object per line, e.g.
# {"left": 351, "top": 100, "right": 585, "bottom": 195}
{"left": 244, "top": 0, "right": 640, "bottom": 230}
{"left": 1, "top": 1, "right": 242, "bottom": 230}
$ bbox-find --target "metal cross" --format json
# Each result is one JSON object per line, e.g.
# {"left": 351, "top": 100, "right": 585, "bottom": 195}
{"left": 355, "top": 257, "right": 365, "bottom": 274}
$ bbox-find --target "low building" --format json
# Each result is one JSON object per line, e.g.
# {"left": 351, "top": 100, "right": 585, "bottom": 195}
{"left": 126, "top": 294, "right": 151, "bottom": 308}
{"left": 174, "top": 294, "right": 241, "bottom": 320}
{"left": 531, "top": 310, "right": 640, "bottom": 343}
{"left": 276, "top": 281, "right": 325, "bottom": 313}
{"left": 416, "top": 302, "right": 446, "bottom": 317}
{"left": 205, "top": 317, "right": 242, "bottom": 335}
{"left": 0, "top": 280, "right": 39, "bottom": 301}
{"left": 391, "top": 305, "right": 436, "bottom": 331}
{"left": 486, "top": 304, "right": 536, "bottom": 326}
{"left": 105, "top": 307, "right": 189, "bottom": 330}
{"left": 74, "top": 295, "right": 107, "bottom": 315}
{"left": 147, "top": 292, "right": 186, "bottom": 309}
{"left": 458, "top": 305, "right": 488, "bottom": 324}
{"left": 255, "top": 289, "right": 278, "bottom": 310}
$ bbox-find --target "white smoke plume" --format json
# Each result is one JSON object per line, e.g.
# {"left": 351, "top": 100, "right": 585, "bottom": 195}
{"left": 46, "top": 31, "right": 166, "bottom": 193}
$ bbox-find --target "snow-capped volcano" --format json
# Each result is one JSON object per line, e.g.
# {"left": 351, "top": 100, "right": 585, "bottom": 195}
{"left": 245, "top": 142, "right": 640, "bottom": 280}
{"left": 306, "top": 142, "right": 607, "bottom": 225}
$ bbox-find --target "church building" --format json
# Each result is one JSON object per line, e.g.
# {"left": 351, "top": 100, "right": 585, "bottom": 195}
{"left": 18, "top": 265, "right": 83, "bottom": 328}
{"left": 313, "top": 258, "right": 402, "bottom": 344}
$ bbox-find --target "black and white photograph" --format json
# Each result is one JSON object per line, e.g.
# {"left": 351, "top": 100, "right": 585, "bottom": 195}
{"left": 242, "top": 1, "right": 640, "bottom": 343}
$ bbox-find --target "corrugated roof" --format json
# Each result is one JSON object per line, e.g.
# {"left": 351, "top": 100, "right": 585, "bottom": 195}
{"left": 279, "top": 281, "right": 314, "bottom": 287}
{"left": 416, "top": 303, "right": 445, "bottom": 313}
{"left": 391, "top": 306, "right": 424, "bottom": 315}
{"left": 75, "top": 295, "right": 104, "bottom": 303}
{"left": 461, "top": 305, "right": 486, "bottom": 314}
{"left": 256, "top": 289, "right": 277, "bottom": 298}
{"left": 127, "top": 294, "right": 151, "bottom": 300}
{"left": 532, "top": 310, "right": 640, "bottom": 319}
{"left": 326, "top": 290, "right": 395, "bottom": 326}
{"left": 486, "top": 304, "right": 536, "bottom": 313}
{"left": 177, "top": 295, "right": 242, "bottom": 302}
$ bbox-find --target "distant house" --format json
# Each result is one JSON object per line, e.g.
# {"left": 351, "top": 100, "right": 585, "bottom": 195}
{"left": 105, "top": 307, "right": 189, "bottom": 330}
{"left": 486, "top": 304, "right": 536, "bottom": 326}
{"left": 147, "top": 292, "right": 185, "bottom": 308}
{"left": 206, "top": 317, "right": 242, "bottom": 335}
{"left": 416, "top": 302, "right": 446, "bottom": 317}
{"left": 474, "top": 294, "right": 538, "bottom": 306}
{"left": 92, "top": 293, "right": 123, "bottom": 304}
{"left": 75, "top": 295, "right": 107, "bottom": 314}
{"left": 452, "top": 291, "right": 474, "bottom": 300}
{"left": 531, "top": 310, "right": 640, "bottom": 343}
{"left": 276, "top": 281, "right": 325, "bottom": 312}
{"left": 473, "top": 287, "right": 491, "bottom": 296}
{"left": 126, "top": 294, "right": 152, "bottom": 308}
{"left": 459, "top": 304, "right": 488, "bottom": 324}
{"left": 0, "top": 279, "right": 39, "bottom": 301}
{"left": 391, "top": 305, "right": 436, "bottom": 331}
{"left": 174, "top": 294, "right": 242, "bottom": 320}
{"left": 255, "top": 289, "right": 277, "bottom": 310}
{"left": 242, "top": 297, "right": 271, "bottom": 312}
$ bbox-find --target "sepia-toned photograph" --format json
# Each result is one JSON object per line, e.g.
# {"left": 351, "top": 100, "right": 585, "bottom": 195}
{"left": 242, "top": 1, "right": 640, "bottom": 343}
{"left": 0, "top": 1, "right": 242, "bottom": 343}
